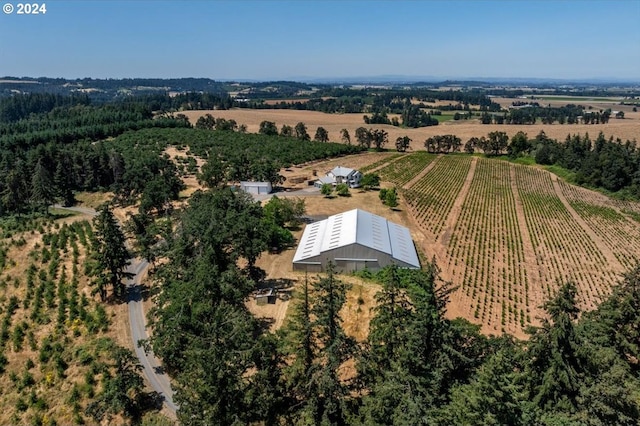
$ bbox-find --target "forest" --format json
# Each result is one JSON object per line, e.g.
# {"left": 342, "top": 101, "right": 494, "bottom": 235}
{"left": 0, "top": 94, "right": 362, "bottom": 216}
{"left": 480, "top": 104, "right": 620, "bottom": 125}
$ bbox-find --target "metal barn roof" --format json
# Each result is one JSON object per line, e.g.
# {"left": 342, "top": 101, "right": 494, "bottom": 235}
{"left": 240, "top": 181, "right": 271, "bottom": 187}
{"left": 293, "top": 209, "right": 420, "bottom": 268}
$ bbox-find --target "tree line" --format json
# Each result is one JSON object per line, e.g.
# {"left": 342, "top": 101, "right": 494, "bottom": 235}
{"left": 480, "top": 104, "right": 620, "bottom": 125}
{"left": 241, "top": 87, "right": 502, "bottom": 115}
{"left": 419, "top": 131, "right": 640, "bottom": 197}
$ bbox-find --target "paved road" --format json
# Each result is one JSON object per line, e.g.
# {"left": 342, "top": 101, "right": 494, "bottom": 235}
{"left": 126, "top": 258, "right": 178, "bottom": 414}
{"left": 55, "top": 204, "right": 177, "bottom": 414}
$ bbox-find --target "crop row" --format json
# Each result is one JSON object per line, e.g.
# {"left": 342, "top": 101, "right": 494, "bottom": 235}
{"left": 358, "top": 153, "right": 403, "bottom": 173}
{"left": 377, "top": 152, "right": 436, "bottom": 187}
{"left": 446, "top": 159, "right": 529, "bottom": 333}
{"left": 514, "top": 166, "right": 615, "bottom": 308}
{"left": 404, "top": 155, "right": 472, "bottom": 237}
{"left": 558, "top": 180, "right": 640, "bottom": 270}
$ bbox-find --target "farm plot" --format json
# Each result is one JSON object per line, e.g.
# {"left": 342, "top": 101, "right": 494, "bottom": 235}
{"left": 404, "top": 155, "right": 472, "bottom": 237}
{"left": 514, "top": 166, "right": 617, "bottom": 309}
{"left": 558, "top": 180, "right": 640, "bottom": 270}
{"left": 358, "top": 153, "right": 403, "bottom": 174}
{"left": 446, "top": 159, "right": 529, "bottom": 333}
{"left": 376, "top": 152, "right": 436, "bottom": 187}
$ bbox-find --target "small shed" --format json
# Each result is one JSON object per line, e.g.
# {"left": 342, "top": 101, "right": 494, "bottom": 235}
{"left": 255, "top": 288, "right": 277, "bottom": 305}
{"left": 240, "top": 181, "right": 272, "bottom": 195}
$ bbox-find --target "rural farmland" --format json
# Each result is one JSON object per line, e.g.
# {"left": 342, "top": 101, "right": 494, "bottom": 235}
{"left": 4, "top": 0, "right": 640, "bottom": 422}
{"left": 351, "top": 153, "right": 640, "bottom": 337}
{"left": 180, "top": 106, "right": 640, "bottom": 148}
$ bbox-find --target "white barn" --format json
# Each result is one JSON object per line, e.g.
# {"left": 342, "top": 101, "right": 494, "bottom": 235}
{"left": 240, "top": 181, "right": 272, "bottom": 195}
{"left": 292, "top": 209, "right": 421, "bottom": 273}
{"left": 314, "top": 166, "right": 363, "bottom": 188}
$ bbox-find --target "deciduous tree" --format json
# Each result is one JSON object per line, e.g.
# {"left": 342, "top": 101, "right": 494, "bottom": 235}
{"left": 295, "top": 122, "right": 310, "bottom": 141}
{"left": 314, "top": 126, "right": 329, "bottom": 142}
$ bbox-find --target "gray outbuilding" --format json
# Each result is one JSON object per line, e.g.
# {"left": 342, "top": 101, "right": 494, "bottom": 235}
{"left": 240, "top": 181, "right": 272, "bottom": 194}
{"left": 292, "top": 209, "right": 421, "bottom": 273}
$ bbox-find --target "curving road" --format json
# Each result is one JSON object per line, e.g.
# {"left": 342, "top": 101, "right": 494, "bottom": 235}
{"left": 126, "top": 258, "right": 178, "bottom": 414}
{"left": 55, "top": 205, "right": 177, "bottom": 414}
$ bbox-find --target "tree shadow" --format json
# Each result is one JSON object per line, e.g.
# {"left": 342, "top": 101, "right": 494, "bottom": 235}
{"left": 133, "top": 391, "right": 165, "bottom": 423}
{"left": 256, "top": 316, "right": 275, "bottom": 333}
{"left": 260, "top": 277, "right": 295, "bottom": 291}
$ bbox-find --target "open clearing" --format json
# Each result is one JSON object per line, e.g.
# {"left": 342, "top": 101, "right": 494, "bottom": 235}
{"left": 180, "top": 108, "right": 640, "bottom": 148}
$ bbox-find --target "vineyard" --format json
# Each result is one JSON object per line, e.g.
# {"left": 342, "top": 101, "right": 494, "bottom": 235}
{"left": 445, "top": 159, "right": 529, "bottom": 332}
{"left": 404, "top": 155, "right": 473, "bottom": 237}
{"left": 558, "top": 180, "right": 640, "bottom": 270}
{"left": 375, "top": 152, "right": 436, "bottom": 187}
{"left": 382, "top": 153, "right": 640, "bottom": 335}
{"left": 513, "top": 166, "right": 619, "bottom": 310}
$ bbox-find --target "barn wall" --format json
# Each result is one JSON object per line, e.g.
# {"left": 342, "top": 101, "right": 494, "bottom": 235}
{"left": 292, "top": 262, "right": 323, "bottom": 273}
{"left": 293, "top": 244, "right": 420, "bottom": 273}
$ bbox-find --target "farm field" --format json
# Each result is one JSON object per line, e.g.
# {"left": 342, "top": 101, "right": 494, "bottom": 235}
{"left": 0, "top": 212, "right": 155, "bottom": 425}
{"left": 179, "top": 107, "right": 640, "bottom": 147}
{"left": 340, "top": 153, "right": 640, "bottom": 337}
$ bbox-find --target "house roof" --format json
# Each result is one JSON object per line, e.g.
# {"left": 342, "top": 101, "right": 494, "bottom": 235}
{"left": 330, "top": 166, "right": 356, "bottom": 178}
{"left": 240, "top": 181, "right": 271, "bottom": 187}
{"left": 317, "top": 176, "right": 335, "bottom": 185}
{"left": 293, "top": 209, "right": 420, "bottom": 268}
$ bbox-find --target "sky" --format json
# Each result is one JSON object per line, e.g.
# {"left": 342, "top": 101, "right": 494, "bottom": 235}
{"left": 1, "top": 0, "right": 639, "bottom": 82}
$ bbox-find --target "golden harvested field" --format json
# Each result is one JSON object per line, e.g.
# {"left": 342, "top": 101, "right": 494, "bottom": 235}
{"left": 180, "top": 108, "right": 640, "bottom": 148}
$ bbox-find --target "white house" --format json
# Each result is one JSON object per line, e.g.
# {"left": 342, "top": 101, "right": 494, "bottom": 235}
{"left": 314, "top": 166, "right": 363, "bottom": 188}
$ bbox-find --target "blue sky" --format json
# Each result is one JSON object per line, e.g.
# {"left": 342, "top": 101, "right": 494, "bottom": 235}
{"left": 1, "top": 0, "right": 639, "bottom": 81}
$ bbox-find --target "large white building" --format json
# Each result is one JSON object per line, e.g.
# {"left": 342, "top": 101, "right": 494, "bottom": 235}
{"left": 292, "top": 209, "right": 421, "bottom": 272}
{"left": 314, "top": 166, "right": 363, "bottom": 188}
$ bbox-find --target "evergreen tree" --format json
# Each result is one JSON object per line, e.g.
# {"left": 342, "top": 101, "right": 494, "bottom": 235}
{"left": 90, "top": 204, "right": 132, "bottom": 301}
{"left": 30, "top": 159, "right": 55, "bottom": 214}
{"left": 280, "top": 275, "right": 318, "bottom": 422}
{"left": 524, "top": 283, "right": 582, "bottom": 416}
{"left": 309, "top": 262, "right": 354, "bottom": 425}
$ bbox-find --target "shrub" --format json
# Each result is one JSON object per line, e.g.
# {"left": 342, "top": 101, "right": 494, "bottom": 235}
{"left": 336, "top": 183, "right": 350, "bottom": 197}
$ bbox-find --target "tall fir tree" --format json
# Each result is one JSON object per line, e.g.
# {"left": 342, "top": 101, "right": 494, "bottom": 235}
{"left": 30, "top": 159, "right": 55, "bottom": 214}
{"left": 90, "top": 203, "right": 131, "bottom": 301}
